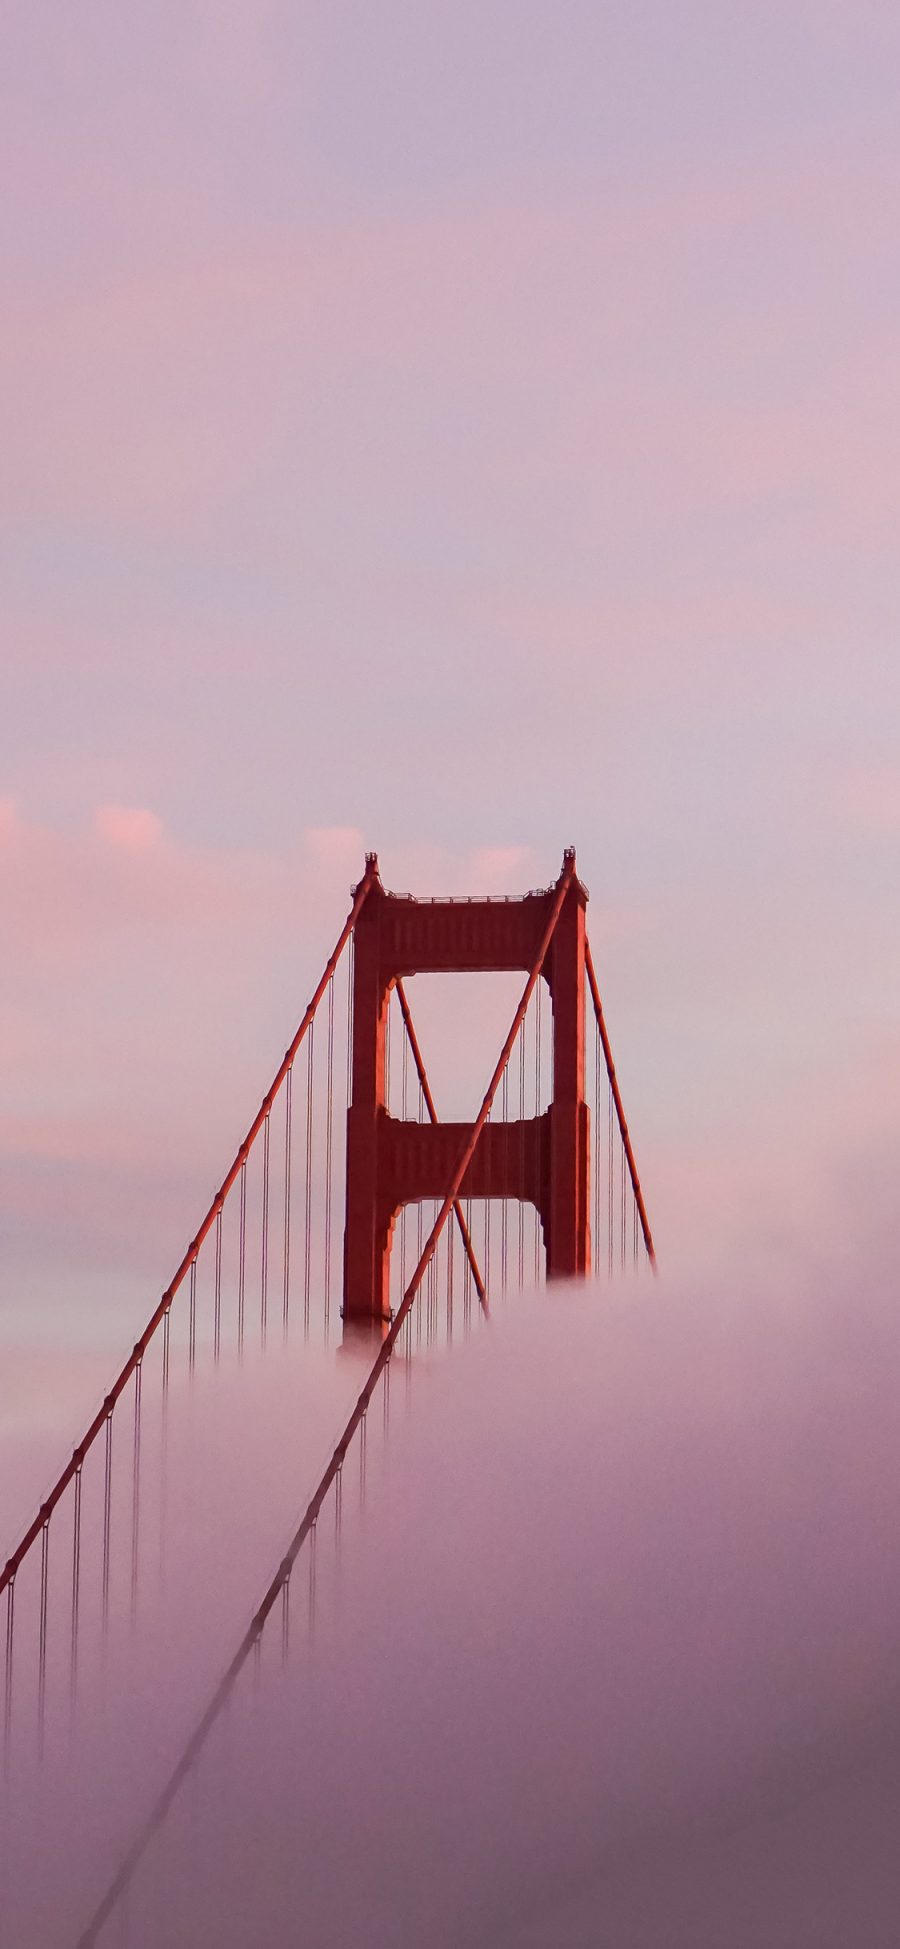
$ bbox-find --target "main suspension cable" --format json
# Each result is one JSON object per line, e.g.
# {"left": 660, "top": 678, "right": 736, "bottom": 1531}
{"left": 0, "top": 867, "right": 376, "bottom": 1605}
{"left": 74, "top": 854, "right": 574, "bottom": 1949}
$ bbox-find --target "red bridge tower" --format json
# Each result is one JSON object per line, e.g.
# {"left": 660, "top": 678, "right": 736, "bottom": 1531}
{"left": 343, "top": 849, "right": 590, "bottom": 1329}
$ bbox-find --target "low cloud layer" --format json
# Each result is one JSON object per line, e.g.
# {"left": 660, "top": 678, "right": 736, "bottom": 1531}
{"left": 6, "top": 1263, "right": 900, "bottom": 1946}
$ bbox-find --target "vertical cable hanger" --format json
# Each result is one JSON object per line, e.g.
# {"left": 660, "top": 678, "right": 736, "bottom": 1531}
{"left": 3, "top": 1577, "right": 14, "bottom": 1772}
{"left": 159, "top": 1319, "right": 170, "bottom": 1587}
{"left": 518, "top": 1021, "right": 526, "bottom": 1287}
{"left": 607, "top": 1074, "right": 614, "bottom": 1277}
{"left": 620, "top": 1134, "right": 626, "bottom": 1271}
{"left": 594, "top": 1021, "right": 602, "bottom": 1276}
{"left": 416, "top": 1070, "right": 424, "bottom": 1348}
{"left": 534, "top": 979, "right": 542, "bottom": 1282}
{"left": 70, "top": 1462, "right": 83, "bottom": 1714}
{"left": 464, "top": 1196, "right": 473, "bottom": 1329}
{"left": 213, "top": 1206, "right": 223, "bottom": 1363}
{"left": 484, "top": 1105, "right": 492, "bottom": 1307}
{"left": 282, "top": 1065, "right": 293, "bottom": 1339}
{"left": 303, "top": 1020, "right": 315, "bottom": 1336}
{"left": 131, "top": 1361, "right": 142, "bottom": 1626}
{"left": 188, "top": 1257, "right": 197, "bottom": 1373}
{"left": 238, "top": 1157, "right": 247, "bottom": 1350}
{"left": 102, "top": 1407, "right": 114, "bottom": 1638}
{"left": 501, "top": 1066, "right": 509, "bottom": 1292}
{"left": 260, "top": 1110, "right": 270, "bottom": 1347}
{"left": 280, "top": 1577, "right": 290, "bottom": 1669}
{"left": 400, "top": 1029, "right": 409, "bottom": 1308}
{"left": 446, "top": 1201, "right": 454, "bottom": 1339}
{"left": 324, "top": 976, "right": 335, "bottom": 1335}
{"left": 345, "top": 935, "right": 354, "bottom": 1333}
{"left": 38, "top": 1518, "right": 50, "bottom": 1757}
{"left": 584, "top": 936, "right": 656, "bottom": 1268}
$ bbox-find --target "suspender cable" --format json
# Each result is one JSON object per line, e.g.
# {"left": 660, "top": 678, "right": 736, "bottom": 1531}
{"left": 324, "top": 977, "right": 335, "bottom": 1334}
{"left": 501, "top": 1068, "right": 509, "bottom": 1291}
{"left": 308, "top": 1522, "right": 317, "bottom": 1638}
{"left": 464, "top": 1198, "right": 473, "bottom": 1329}
{"left": 607, "top": 1076, "right": 614, "bottom": 1277}
{"left": 584, "top": 937, "right": 656, "bottom": 1268}
{"left": 594, "top": 1023, "right": 602, "bottom": 1275}
{"left": 484, "top": 1109, "right": 492, "bottom": 1303}
{"left": 303, "top": 1021, "right": 314, "bottom": 1335}
{"left": 102, "top": 1410, "right": 113, "bottom": 1636}
{"left": 346, "top": 933, "right": 354, "bottom": 1110}
{"left": 70, "top": 1464, "right": 82, "bottom": 1710}
{"left": 1, "top": 868, "right": 376, "bottom": 1604}
{"left": 38, "top": 1519, "right": 49, "bottom": 1752}
{"left": 446, "top": 1206, "right": 454, "bottom": 1338}
{"left": 260, "top": 1111, "right": 270, "bottom": 1347}
{"left": 280, "top": 1579, "right": 289, "bottom": 1668}
{"left": 400, "top": 1029, "right": 409, "bottom": 1303}
{"left": 238, "top": 1161, "right": 247, "bottom": 1350}
{"left": 131, "top": 1361, "right": 142, "bottom": 1625}
{"left": 282, "top": 1065, "right": 292, "bottom": 1336}
{"left": 213, "top": 1207, "right": 222, "bottom": 1363}
{"left": 358, "top": 1409, "right": 367, "bottom": 1501}
{"left": 518, "top": 1022, "right": 526, "bottom": 1287}
{"left": 620, "top": 1141, "right": 626, "bottom": 1271}
{"left": 159, "top": 1336, "right": 169, "bottom": 1585}
{"left": 188, "top": 1258, "right": 197, "bottom": 1373}
{"left": 426, "top": 1199, "right": 436, "bottom": 1344}
{"left": 534, "top": 980, "right": 542, "bottom": 1282}
{"left": 3, "top": 1578, "right": 14, "bottom": 1771}
{"left": 416, "top": 1074, "right": 424, "bottom": 1349}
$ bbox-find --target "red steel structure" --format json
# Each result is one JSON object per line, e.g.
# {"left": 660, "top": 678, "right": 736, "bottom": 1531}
{"left": 3, "top": 845, "right": 655, "bottom": 1948}
{"left": 344, "top": 847, "right": 592, "bottom": 1328}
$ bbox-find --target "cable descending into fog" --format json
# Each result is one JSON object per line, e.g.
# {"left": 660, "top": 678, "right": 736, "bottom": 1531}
{"left": 73, "top": 855, "right": 575, "bottom": 1949}
{"left": 0, "top": 871, "right": 378, "bottom": 1789}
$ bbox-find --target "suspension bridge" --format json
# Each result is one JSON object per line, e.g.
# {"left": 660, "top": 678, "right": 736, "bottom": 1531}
{"left": 2, "top": 847, "right": 654, "bottom": 1946}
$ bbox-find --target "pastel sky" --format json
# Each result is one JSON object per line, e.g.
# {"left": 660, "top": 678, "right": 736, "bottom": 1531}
{"left": 3, "top": 1, "right": 900, "bottom": 1408}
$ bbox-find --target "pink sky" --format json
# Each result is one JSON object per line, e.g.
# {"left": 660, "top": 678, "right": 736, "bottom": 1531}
{"left": 3, "top": 0, "right": 900, "bottom": 1456}
{"left": 5, "top": 17, "right": 900, "bottom": 1946}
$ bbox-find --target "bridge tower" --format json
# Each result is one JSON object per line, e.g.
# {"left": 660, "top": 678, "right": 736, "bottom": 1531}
{"left": 343, "top": 848, "right": 590, "bottom": 1330}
